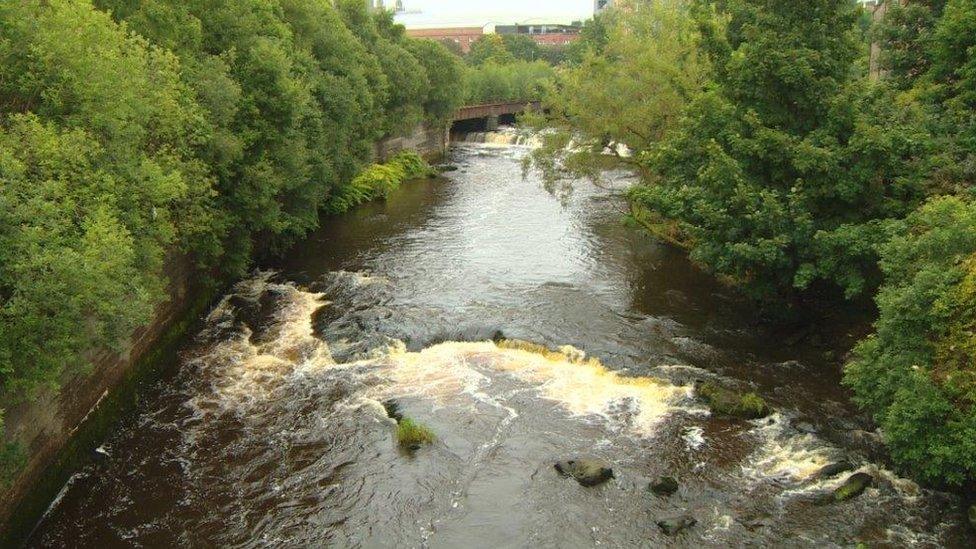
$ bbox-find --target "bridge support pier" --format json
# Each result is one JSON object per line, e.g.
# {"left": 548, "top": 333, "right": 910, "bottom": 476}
{"left": 486, "top": 114, "right": 499, "bottom": 132}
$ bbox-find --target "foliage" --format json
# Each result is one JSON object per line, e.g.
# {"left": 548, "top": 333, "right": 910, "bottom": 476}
{"left": 0, "top": 0, "right": 209, "bottom": 397}
{"left": 326, "top": 151, "right": 433, "bottom": 214}
{"left": 467, "top": 34, "right": 516, "bottom": 66}
{"left": 0, "top": 0, "right": 461, "bottom": 419}
{"left": 464, "top": 61, "right": 555, "bottom": 104}
{"left": 405, "top": 39, "right": 466, "bottom": 125}
{"left": 631, "top": 0, "right": 930, "bottom": 304}
{"left": 524, "top": 0, "right": 711, "bottom": 190}
{"left": 501, "top": 34, "right": 544, "bottom": 62}
{"left": 396, "top": 417, "right": 436, "bottom": 448}
{"left": 845, "top": 196, "right": 976, "bottom": 486}
{"left": 875, "top": 0, "right": 947, "bottom": 90}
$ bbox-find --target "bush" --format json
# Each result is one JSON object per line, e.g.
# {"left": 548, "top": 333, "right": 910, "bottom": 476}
{"left": 326, "top": 151, "right": 432, "bottom": 213}
{"left": 845, "top": 196, "right": 976, "bottom": 486}
{"left": 464, "top": 60, "right": 555, "bottom": 104}
{"left": 396, "top": 417, "right": 435, "bottom": 449}
{"left": 698, "top": 382, "right": 771, "bottom": 419}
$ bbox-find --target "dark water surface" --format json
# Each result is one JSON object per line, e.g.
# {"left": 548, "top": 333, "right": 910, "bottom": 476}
{"left": 30, "top": 144, "right": 973, "bottom": 547}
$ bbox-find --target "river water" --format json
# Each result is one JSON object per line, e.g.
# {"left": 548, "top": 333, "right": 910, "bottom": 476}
{"left": 29, "top": 142, "right": 973, "bottom": 547}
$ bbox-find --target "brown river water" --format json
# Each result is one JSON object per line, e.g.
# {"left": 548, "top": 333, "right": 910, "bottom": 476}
{"left": 28, "top": 141, "right": 975, "bottom": 547}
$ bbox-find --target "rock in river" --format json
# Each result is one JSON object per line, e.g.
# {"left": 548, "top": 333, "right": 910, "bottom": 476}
{"left": 657, "top": 514, "right": 697, "bottom": 535}
{"left": 649, "top": 476, "right": 679, "bottom": 497}
{"left": 697, "top": 381, "right": 771, "bottom": 419}
{"left": 554, "top": 459, "right": 614, "bottom": 487}
{"left": 815, "top": 461, "right": 854, "bottom": 479}
{"left": 833, "top": 472, "right": 873, "bottom": 502}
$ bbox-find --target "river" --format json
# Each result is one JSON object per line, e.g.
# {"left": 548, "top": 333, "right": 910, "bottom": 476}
{"left": 28, "top": 141, "right": 974, "bottom": 547}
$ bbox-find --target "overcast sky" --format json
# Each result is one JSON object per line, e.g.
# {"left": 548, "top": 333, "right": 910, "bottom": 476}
{"left": 393, "top": 0, "right": 596, "bottom": 28}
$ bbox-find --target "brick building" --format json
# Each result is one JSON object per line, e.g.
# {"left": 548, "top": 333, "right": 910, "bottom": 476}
{"left": 405, "top": 27, "right": 485, "bottom": 53}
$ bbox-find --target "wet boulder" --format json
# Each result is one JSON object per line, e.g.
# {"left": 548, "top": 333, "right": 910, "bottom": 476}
{"left": 697, "top": 382, "right": 770, "bottom": 419}
{"left": 382, "top": 399, "right": 404, "bottom": 422}
{"left": 815, "top": 461, "right": 854, "bottom": 479}
{"left": 657, "top": 514, "right": 696, "bottom": 536}
{"left": 649, "top": 476, "right": 679, "bottom": 497}
{"left": 790, "top": 417, "right": 818, "bottom": 434}
{"left": 833, "top": 472, "right": 873, "bottom": 502}
{"left": 554, "top": 459, "right": 614, "bottom": 487}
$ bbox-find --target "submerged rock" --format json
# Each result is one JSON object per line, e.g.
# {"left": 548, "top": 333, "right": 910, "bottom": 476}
{"left": 833, "top": 472, "right": 873, "bottom": 501}
{"left": 815, "top": 461, "right": 854, "bottom": 479}
{"left": 382, "top": 399, "right": 403, "bottom": 422}
{"left": 554, "top": 459, "right": 614, "bottom": 487}
{"left": 697, "top": 382, "right": 771, "bottom": 419}
{"left": 790, "top": 417, "right": 818, "bottom": 434}
{"left": 649, "top": 476, "right": 679, "bottom": 497}
{"left": 657, "top": 514, "right": 696, "bottom": 535}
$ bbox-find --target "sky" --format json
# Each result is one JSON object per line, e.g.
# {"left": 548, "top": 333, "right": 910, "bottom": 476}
{"left": 393, "top": 0, "right": 596, "bottom": 28}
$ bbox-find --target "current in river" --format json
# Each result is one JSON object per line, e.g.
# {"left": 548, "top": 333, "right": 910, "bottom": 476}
{"left": 29, "top": 141, "right": 974, "bottom": 547}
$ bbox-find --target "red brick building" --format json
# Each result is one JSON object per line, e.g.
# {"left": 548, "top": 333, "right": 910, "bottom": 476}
{"left": 406, "top": 27, "right": 484, "bottom": 53}
{"left": 528, "top": 33, "right": 579, "bottom": 46}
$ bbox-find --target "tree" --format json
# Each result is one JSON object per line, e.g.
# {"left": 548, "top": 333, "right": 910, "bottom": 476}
{"left": 523, "top": 0, "right": 712, "bottom": 194}
{"left": 501, "top": 34, "right": 543, "bottom": 62}
{"left": 463, "top": 60, "right": 555, "bottom": 104}
{"left": 467, "top": 34, "right": 516, "bottom": 65}
{"left": 406, "top": 39, "right": 466, "bottom": 124}
{"left": 845, "top": 196, "right": 976, "bottom": 487}
{"left": 0, "top": 0, "right": 463, "bottom": 457}
{"left": 630, "top": 0, "right": 930, "bottom": 305}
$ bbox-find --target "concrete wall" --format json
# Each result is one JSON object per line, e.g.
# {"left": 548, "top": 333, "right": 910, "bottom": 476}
{"left": 374, "top": 123, "right": 448, "bottom": 162}
{"left": 0, "top": 255, "right": 206, "bottom": 544}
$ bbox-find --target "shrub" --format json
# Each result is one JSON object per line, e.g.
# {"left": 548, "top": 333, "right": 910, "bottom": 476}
{"left": 396, "top": 417, "right": 435, "bottom": 449}
{"left": 463, "top": 60, "right": 555, "bottom": 104}
{"left": 698, "top": 382, "right": 770, "bottom": 419}
{"left": 845, "top": 195, "right": 976, "bottom": 486}
{"left": 326, "top": 151, "right": 432, "bottom": 213}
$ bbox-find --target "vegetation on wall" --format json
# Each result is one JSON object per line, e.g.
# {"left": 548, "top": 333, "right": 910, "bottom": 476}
{"left": 0, "top": 0, "right": 462, "bottom": 476}
{"left": 326, "top": 151, "right": 434, "bottom": 214}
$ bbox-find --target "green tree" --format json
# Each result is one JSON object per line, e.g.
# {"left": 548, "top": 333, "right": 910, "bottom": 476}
{"left": 0, "top": 0, "right": 214, "bottom": 395}
{"left": 631, "top": 0, "right": 930, "bottom": 304}
{"left": 525, "top": 0, "right": 710, "bottom": 193}
{"left": 467, "top": 34, "right": 516, "bottom": 65}
{"left": 501, "top": 34, "right": 543, "bottom": 62}
{"left": 845, "top": 196, "right": 976, "bottom": 486}
{"left": 463, "top": 60, "right": 555, "bottom": 104}
{"left": 406, "top": 39, "right": 466, "bottom": 124}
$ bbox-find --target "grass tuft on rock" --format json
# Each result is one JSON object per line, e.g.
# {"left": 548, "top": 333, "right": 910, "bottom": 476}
{"left": 698, "top": 382, "right": 770, "bottom": 419}
{"left": 396, "top": 417, "right": 435, "bottom": 449}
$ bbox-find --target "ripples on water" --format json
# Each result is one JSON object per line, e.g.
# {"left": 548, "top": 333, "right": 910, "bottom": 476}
{"left": 30, "top": 142, "right": 973, "bottom": 547}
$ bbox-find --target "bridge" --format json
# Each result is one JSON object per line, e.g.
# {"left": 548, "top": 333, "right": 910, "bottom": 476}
{"left": 452, "top": 100, "right": 542, "bottom": 132}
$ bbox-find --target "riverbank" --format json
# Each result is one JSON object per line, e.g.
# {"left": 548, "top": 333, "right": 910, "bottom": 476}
{"left": 0, "top": 128, "right": 447, "bottom": 544}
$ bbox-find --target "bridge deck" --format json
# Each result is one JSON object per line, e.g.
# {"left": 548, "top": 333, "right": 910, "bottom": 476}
{"left": 454, "top": 101, "right": 541, "bottom": 122}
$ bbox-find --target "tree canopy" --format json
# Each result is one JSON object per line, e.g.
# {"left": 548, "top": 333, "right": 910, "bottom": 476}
{"left": 0, "top": 0, "right": 463, "bottom": 454}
